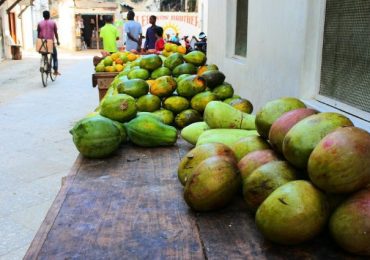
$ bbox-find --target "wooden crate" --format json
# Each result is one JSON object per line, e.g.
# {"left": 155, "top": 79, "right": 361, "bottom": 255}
{"left": 92, "top": 72, "right": 119, "bottom": 101}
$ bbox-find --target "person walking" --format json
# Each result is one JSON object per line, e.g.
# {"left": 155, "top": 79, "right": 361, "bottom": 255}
{"left": 37, "top": 10, "right": 60, "bottom": 75}
{"left": 99, "top": 15, "right": 119, "bottom": 54}
{"left": 144, "top": 15, "right": 157, "bottom": 51}
{"left": 124, "top": 10, "right": 143, "bottom": 52}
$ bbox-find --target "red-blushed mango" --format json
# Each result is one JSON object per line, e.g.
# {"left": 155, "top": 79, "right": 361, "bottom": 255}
{"left": 269, "top": 108, "right": 317, "bottom": 153}
{"left": 308, "top": 127, "right": 370, "bottom": 194}
{"left": 329, "top": 188, "right": 370, "bottom": 256}
{"left": 230, "top": 135, "right": 270, "bottom": 161}
{"left": 238, "top": 149, "right": 280, "bottom": 181}
{"left": 178, "top": 143, "right": 237, "bottom": 185}
{"left": 282, "top": 112, "right": 353, "bottom": 169}
{"left": 184, "top": 155, "right": 240, "bottom": 211}
{"left": 255, "top": 97, "right": 306, "bottom": 139}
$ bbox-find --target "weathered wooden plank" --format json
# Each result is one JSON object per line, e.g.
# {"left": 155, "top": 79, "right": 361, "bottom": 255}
{"left": 27, "top": 142, "right": 203, "bottom": 259}
{"left": 24, "top": 155, "right": 84, "bottom": 260}
{"left": 25, "top": 139, "right": 364, "bottom": 259}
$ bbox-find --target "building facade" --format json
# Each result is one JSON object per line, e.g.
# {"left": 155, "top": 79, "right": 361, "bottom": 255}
{"left": 206, "top": 0, "right": 369, "bottom": 129}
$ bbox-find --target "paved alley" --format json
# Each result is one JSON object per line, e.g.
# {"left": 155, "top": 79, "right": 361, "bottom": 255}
{"left": 0, "top": 49, "right": 100, "bottom": 259}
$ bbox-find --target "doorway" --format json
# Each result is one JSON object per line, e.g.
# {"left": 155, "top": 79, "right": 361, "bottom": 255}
{"left": 8, "top": 12, "right": 17, "bottom": 43}
{"left": 79, "top": 14, "right": 112, "bottom": 50}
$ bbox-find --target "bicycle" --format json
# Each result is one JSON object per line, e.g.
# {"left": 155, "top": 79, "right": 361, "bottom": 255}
{"left": 38, "top": 39, "right": 57, "bottom": 87}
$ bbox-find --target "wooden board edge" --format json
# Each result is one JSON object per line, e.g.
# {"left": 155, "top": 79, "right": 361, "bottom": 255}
{"left": 23, "top": 154, "right": 84, "bottom": 260}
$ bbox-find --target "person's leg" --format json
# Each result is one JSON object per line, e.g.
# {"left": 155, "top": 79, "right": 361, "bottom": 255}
{"left": 52, "top": 45, "right": 60, "bottom": 75}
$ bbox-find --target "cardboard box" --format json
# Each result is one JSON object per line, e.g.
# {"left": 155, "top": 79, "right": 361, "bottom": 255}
{"left": 36, "top": 39, "right": 54, "bottom": 53}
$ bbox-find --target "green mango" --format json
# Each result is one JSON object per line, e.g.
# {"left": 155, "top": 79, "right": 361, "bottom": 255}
{"left": 203, "top": 101, "right": 256, "bottom": 130}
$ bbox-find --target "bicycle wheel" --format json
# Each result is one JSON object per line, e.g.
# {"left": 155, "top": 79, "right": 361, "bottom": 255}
{"left": 41, "top": 54, "right": 48, "bottom": 87}
{"left": 49, "top": 54, "right": 56, "bottom": 82}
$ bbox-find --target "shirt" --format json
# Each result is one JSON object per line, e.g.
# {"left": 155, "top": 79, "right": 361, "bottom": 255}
{"left": 38, "top": 20, "right": 57, "bottom": 40}
{"left": 155, "top": 38, "right": 165, "bottom": 51}
{"left": 100, "top": 23, "right": 119, "bottom": 53}
{"left": 124, "top": 20, "right": 142, "bottom": 52}
{"left": 144, "top": 26, "right": 157, "bottom": 50}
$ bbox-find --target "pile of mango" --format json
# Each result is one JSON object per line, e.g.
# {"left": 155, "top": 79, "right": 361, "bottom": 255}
{"left": 177, "top": 97, "right": 370, "bottom": 256}
{"left": 94, "top": 51, "right": 140, "bottom": 73}
{"left": 72, "top": 50, "right": 254, "bottom": 156}
{"left": 161, "top": 42, "right": 187, "bottom": 57}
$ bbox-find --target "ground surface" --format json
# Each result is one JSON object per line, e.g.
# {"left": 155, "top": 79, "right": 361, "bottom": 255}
{"left": 0, "top": 49, "right": 100, "bottom": 259}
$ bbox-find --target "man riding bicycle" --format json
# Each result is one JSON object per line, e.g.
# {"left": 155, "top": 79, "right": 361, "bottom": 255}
{"left": 37, "top": 10, "right": 60, "bottom": 76}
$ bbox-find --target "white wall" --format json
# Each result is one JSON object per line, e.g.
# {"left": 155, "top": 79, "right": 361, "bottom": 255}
{"left": 21, "top": 8, "right": 34, "bottom": 50}
{"left": 57, "top": 0, "right": 76, "bottom": 50}
{"left": 207, "top": 0, "right": 325, "bottom": 112}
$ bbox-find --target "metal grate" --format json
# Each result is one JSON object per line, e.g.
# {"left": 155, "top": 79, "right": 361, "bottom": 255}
{"left": 320, "top": 0, "right": 370, "bottom": 113}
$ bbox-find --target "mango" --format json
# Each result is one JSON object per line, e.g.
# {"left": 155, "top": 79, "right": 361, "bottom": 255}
{"left": 190, "top": 91, "right": 218, "bottom": 113}
{"left": 174, "top": 109, "right": 202, "bottom": 129}
{"left": 229, "top": 98, "right": 253, "bottom": 114}
{"left": 255, "top": 97, "right": 306, "bottom": 139}
{"left": 152, "top": 109, "right": 175, "bottom": 125}
{"left": 199, "top": 70, "right": 226, "bottom": 88}
{"left": 124, "top": 114, "right": 177, "bottom": 147}
{"left": 180, "top": 121, "right": 210, "bottom": 145}
{"left": 151, "top": 67, "right": 172, "bottom": 79}
{"left": 100, "top": 94, "right": 137, "bottom": 123}
{"left": 163, "top": 96, "right": 190, "bottom": 114}
{"left": 172, "top": 63, "right": 197, "bottom": 77}
{"left": 183, "top": 50, "right": 207, "bottom": 66}
{"left": 177, "top": 75, "right": 207, "bottom": 98}
{"left": 269, "top": 108, "right": 317, "bottom": 153}
{"left": 116, "top": 78, "right": 149, "bottom": 98}
{"left": 203, "top": 101, "right": 256, "bottom": 130}
{"left": 283, "top": 112, "right": 353, "bottom": 169}
{"left": 308, "top": 126, "right": 370, "bottom": 193}
{"left": 164, "top": 52, "right": 184, "bottom": 70}
{"left": 197, "top": 64, "right": 219, "bottom": 76}
{"left": 178, "top": 143, "right": 237, "bottom": 185}
{"left": 230, "top": 135, "right": 270, "bottom": 161}
{"left": 329, "top": 188, "right": 370, "bottom": 256}
{"left": 136, "top": 94, "right": 161, "bottom": 112}
{"left": 256, "top": 180, "right": 329, "bottom": 245}
{"left": 139, "top": 54, "right": 163, "bottom": 71}
{"left": 184, "top": 156, "right": 240, "bottom": 211}
{"left": 242, "top": 161, "right": 298, "bottom": 211}
{"left": 212, "top": 82, "right": 234, "bottom": 100}
{"left": 238, "top": 149, "right": 279, "bottom": 181}
{"left": 196, "top": 129, "right": 258, "bottom": 147}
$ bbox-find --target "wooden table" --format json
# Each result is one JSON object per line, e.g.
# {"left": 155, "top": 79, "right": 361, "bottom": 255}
{"left": 25, "top": 139, "right": 362, "bottom": 259}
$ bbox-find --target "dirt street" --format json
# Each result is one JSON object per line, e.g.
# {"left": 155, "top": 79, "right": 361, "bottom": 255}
{"left": 0, "top": 49, "right": 100, "bottom": 258}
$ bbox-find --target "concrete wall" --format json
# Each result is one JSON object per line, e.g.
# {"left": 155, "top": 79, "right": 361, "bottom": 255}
{"left": 207, "top": 0, "right": 325, "bottom": 112}
{"left": 21, "top": 8, "right": 34, "bottom": 51}
{"left": 57, "top": 0, "right": 76, "bottom": 50}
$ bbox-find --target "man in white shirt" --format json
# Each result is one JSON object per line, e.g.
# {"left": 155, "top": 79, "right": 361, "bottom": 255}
{"left": 124, "top": 10, "right": 142, "bottom": 52}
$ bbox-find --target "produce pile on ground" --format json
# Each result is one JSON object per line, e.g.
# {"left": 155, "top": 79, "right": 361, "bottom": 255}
{"left": 71, "top": 50, "right": 370, "bottom": 256}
